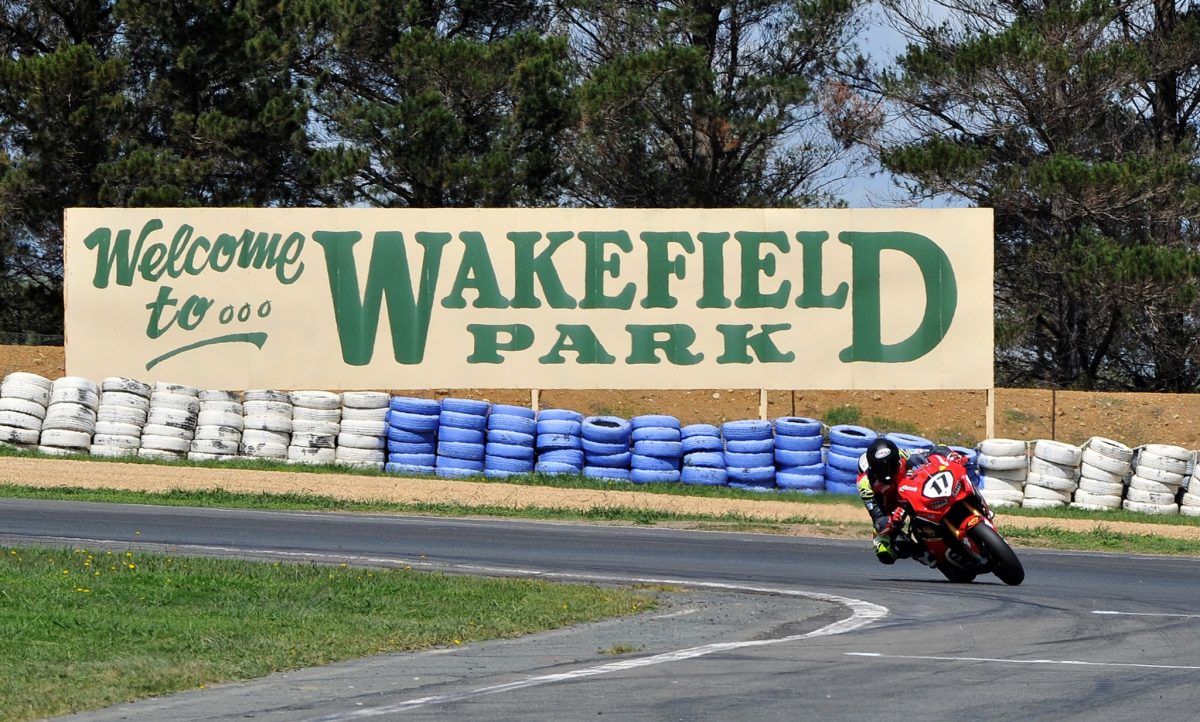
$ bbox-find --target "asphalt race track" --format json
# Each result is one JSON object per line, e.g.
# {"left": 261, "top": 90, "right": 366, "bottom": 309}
{"left": 4, "top": 499, "right": 1200, "bottom": 722}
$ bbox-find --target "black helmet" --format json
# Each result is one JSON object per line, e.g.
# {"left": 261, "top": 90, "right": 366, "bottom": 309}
{"left": 865, "top": 436, "right": 901, "bottom": 484}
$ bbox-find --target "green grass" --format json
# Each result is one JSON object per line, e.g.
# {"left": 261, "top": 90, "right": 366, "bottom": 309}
{"left": 1002, "top": 525, "right": 1200, "bottom": 555}
{"left": 0, "top": 545, "right": 655, "bottom": 722}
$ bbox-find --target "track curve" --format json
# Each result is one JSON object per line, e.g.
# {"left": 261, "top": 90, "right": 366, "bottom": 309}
{"left": 4, "top": 499, "right": 1199, "bottom": 722}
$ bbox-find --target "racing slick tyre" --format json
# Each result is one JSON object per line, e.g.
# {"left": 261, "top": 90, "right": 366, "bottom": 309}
{"left": 968, "top": 524, "right": 1024, "bottom": 586}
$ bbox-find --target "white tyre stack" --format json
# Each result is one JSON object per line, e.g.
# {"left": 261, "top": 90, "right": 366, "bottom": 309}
{"left": 288, "top": 390, "right": 342, "bottom": 465}
{"left": 1072, "top": 437, "right": 1132, "bottom": 511}
{"left": 90, "top": 377, "right": 151, "bottom": 457}
{"left": 1125, "top": 444, "right": 1188, "bottom": 515}
{"left": 975, "top": 438, "right": 1028, "bottom": 508}
{"left": 1021, "top": 439, "right": 1082, "bottom": 509}
{"left": 140, "top": 382, "right": 200, "bottom": 460}
{"left": 190, "top": 390, "right": 243, "bottom": 461}
{"left": 335, "top": 391, "right": 389, "bottom": 470}
{"left": 39, "top": 376, "right": 100, "bottom": 456}
{"left": 1181, "top": 453, "right": 1200, "bottom": 517}
{"left": 241, "top": 389, "right": 292, "bottom": 461}
{"left": 0, "top": 372, "right": 52, "bottom": 449}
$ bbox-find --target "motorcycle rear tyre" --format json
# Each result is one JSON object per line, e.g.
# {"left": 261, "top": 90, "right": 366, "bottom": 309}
{"left": 936, "top": 561, "right": 977, "bottom": 584}
{"left": 969, "top": 524, "right": 1025, "bottom": 586}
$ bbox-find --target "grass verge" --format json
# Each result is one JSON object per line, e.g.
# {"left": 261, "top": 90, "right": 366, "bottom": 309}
{"left": 0, "top": 545, "right": 655, "bottom": 722}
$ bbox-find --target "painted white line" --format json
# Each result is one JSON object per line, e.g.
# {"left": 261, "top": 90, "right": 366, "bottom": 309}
{"left": 846, "top": 652, "right": 1200, "bottom": 671}
{"left": 292, "top": 578, "right": 887, "bottom": 721}
{"left": 14, "top": 536, "right": 890, "bottom": 718}
{"left": 1093, "top": 610, "right": 1200, "bottom": 619}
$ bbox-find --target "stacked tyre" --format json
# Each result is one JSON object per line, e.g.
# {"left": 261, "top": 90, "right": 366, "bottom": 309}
{"left": 774, "top": 417, "right": 825, "bottom": 492}
{"left": 0, "top": 372, "right": 51, "bottom": 449}
{"left": 1180, "top": 455, "right": 1200, "bottom": 517}
{"left": 825, "top": 425, "right": 876, "bottom": 494}
{"left": 385, "top": 396, "right": 440, "bottom": 475}
{"left": 190, "top": 390, "right": 242, "bottom": 461}
{"left": 435, "top": 398, "right": 489, "bottom": 478}
{"left": 38, "top": 376, "right": 100, "bottom": 456}
{"left": 287, "top": 391, "right": 342, "bottom": 465}
{"left": 630, "top": 415, "right": 682, "bottom": 484}
{"left": 1021, "top": 440, "right": 1081, "bottom": 509}
{"left": 581, "top": 415, "right": 632, "bottom": 481}
{"left": 1125, "top": 444, "right": 1189, "bottom": 515}
{"left": 239, "top": 389, "right": 291, "bottom": 461}
{"left": 91, "top": 377, "right": 151, "bottom": 458}
{"left": 886, "top": 432, "right": 934, "bottom": 454}
{"left": 535, "top": 409, "right": 584, "bottom": 476}
{"left": 335, "top": 391, "right": 389, "bottom": 470}
{"left": 484, "top": 404, "right": 537, "bottom": 479}
{"left": 1072, "top": 437, "right": 1131, "bottom": 511}
{"left": 720, "top": 420, "right": 774, "bottom": 491}
{"left": 680, "top": 423, "right": 726, "bottom": 486}
{"left": 138, "top": 382, "right": 199, "bottom": 460}
{"left": 976, "top": 439, "right": 1028, "bottom": 508}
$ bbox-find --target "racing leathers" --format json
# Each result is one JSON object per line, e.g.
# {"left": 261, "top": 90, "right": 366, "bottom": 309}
{"left": 857, "top": 445, "right": 990, "bottom": 566}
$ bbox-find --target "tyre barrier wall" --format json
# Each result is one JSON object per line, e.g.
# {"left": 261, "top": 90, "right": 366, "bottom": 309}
{"left": 2, "top": 371, "right": 1197, "bottom": 515}
{"left": 976, "top": 436, "right": 1199, "bottom": 516}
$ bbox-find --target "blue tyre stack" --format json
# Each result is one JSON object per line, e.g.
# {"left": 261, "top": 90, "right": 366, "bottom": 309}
{"left": 773, "top": 417, "right": 826, "bottom": 492}
{"left": 825, "top": 424, "right": 877, "bottom": 494}
{"left": 886, "top": 432, "right": 933, "bottom": 455}
{"left": 630, "top": 414, "right": 682, "bottom": 484}
{"left": 436, "top": 397, "right": 489, "bottom": 478}
{"left": 680, "top": 423, "right": 726, "bottom": 486}
{"left": 535, "top": 409, "right": 584, "bottom": 475}
{"left": 722, "top": 420, "right": 776, "bottom": 491}
{"left": 484, "top": 403, "right": 536, "bottom": 479}
{"left": 384, "top": 396, "right": 440, "bottom": 475}
{"left": 582, "top": 416, "right": 632, "bottom": 481}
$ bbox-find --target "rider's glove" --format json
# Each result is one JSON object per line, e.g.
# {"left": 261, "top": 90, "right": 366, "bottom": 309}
{"left": 879, "top": 506, "right": 907, "bottom": 538}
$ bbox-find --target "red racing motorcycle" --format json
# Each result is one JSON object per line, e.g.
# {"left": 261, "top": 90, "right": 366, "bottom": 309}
{"left": 895, "top": 454, "right": 1025, "bottom": 585}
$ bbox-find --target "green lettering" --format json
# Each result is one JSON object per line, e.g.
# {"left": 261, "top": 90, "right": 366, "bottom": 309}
{"left": 466, "top": 324, "right": 534, "bottom": 363}
{"left": 442, "top": 232, "right": 510, "bottom": 309}
{"left": 697, "top": 232, "right": 731, "bottom": 308}
{"left": 640, "top": 232, "right": 693, "bottom": 309}
{"left": 734, "top": 231, "right": 791, "bottom": 309}
{"left": 579, "top": 231, "right": 635, "bottom": 309}
{"left": 145, "top": 285, "right": 179, "bottom": 339}
{"left": 83, "top": 218, "right": 162, "bottom": 288}
{"left": 538, "top": 325, "right": 616, "bottom": 364}
{"left": 210, "top": 233, "right": 238, "bottom": 272}
{"left": 794, "top": 231, "right": 848, "bottom": 309}
{"left": 276, "top": 232, "right": 306, "bottom": 284}
{"left": 716, "top": 324, "right": 795, "bottom": 363}
{"left": 625, "top": 324, "right": 703, "bottom": 365}
{"left": 838, "top": 232, "right": 957, "bottom": 363}
{"left": 313, "top": 230, "right": 451, "bottom": 365}
{"left": 509, "top": 231, "right": 577, "bottom": 309}
{"left": 184, "top": 234, "right": 211, "bottom": 275}
{"left": 138, "top": 242, "right": 168, "bottom": 282}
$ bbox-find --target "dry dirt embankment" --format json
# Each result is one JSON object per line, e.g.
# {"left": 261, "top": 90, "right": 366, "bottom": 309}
{"left": 3, "top": 457, "right": 1199, "bottom": 542}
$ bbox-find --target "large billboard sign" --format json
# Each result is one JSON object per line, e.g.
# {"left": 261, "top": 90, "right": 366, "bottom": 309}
{"left": 63, "top": 208, "right": 993, "bottom": 390}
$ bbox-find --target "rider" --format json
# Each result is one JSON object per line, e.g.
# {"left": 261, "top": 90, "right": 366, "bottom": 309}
{"left": 856, "top": 436, "right": 992, "bottom": 566}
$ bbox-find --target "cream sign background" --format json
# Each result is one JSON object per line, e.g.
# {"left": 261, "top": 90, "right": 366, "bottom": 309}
{"left": 63, "top": 208, "right": 994, "bottom": 390}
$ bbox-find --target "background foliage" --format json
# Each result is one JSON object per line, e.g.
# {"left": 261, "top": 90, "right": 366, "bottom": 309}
{"left": 1, "top": 0, "right": 1197, "bottom": 391}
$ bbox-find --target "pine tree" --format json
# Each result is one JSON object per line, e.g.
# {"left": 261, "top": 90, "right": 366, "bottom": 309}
{"left": 861, "top": 0, "right": 1200, "bottom": 390}
{"left": 560, "top": 0, "right": 869, "bottom": 207}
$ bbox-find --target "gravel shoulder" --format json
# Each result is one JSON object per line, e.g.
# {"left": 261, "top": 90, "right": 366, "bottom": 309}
{"left": 3, "top": 456, "right": 1199, "bottom": 542}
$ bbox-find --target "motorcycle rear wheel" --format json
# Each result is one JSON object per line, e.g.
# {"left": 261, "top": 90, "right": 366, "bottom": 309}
{"left": 936, "top": 561, "right": 976, "bottom": 583}
{"left": 968, "top": 523, "right": 1025, "bottom": 586}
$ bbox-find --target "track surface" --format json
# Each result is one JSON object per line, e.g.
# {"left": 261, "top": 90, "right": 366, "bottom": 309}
{"left": 4, "top": 499, "right": 1200, "bottom": 722}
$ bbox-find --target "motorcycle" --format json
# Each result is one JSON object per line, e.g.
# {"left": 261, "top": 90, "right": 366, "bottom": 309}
{"left": 894, "top": 453, "right": 1025, "bottom": 585}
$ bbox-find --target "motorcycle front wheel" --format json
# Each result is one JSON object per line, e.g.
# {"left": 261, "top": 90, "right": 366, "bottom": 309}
{"left": 968, "top": 523, "right": 1025, "bottom": 586}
